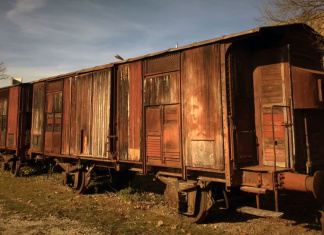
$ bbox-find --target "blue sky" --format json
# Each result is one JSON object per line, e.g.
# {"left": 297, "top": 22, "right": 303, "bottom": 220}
{"left": 0, "top": 0, "right": 264, "bottom": 87}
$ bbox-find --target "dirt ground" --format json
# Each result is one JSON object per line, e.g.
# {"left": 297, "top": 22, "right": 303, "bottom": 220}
{"left": 0, "top": 167, "right": 322, "bottom": 235}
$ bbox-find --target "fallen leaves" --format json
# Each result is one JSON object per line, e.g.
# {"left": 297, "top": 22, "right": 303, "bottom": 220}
{"left": 156, "top": 220, "right": 164, "bottom": 227}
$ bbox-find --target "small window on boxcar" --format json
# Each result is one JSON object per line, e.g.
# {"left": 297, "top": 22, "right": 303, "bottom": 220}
{"left": 53, "top": 93, "right": 62, "bottom": 113}
{"left": 319, "top": 79, "right": 324, "bottom": 102}
{"left": 54, "top": 113, "right": 61, "bottom": 132}
{"left": 46, "top": 113, "right": 54, "bottom": 132}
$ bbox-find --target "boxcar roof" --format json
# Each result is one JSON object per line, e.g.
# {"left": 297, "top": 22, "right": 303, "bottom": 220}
{"left": 0, "top": 82, "right": 30, "bottom": 90}
{"left": 32, "top": 23, "right": 320, "bottom": 83}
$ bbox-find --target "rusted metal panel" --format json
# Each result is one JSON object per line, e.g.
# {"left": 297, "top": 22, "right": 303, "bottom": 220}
{"left": 6, "top": 86, "right": 20, "bottom": 149}
{"left": 292, "top": 66, "right": 324, "bottom": 109}
{"left": 242, "top": 171, "right": 273, "bottom": 190}
{"left": 0, "top": 90, "right": 8, "bottom": 148}
{"left": 253, "top": 47, "right": 290, "bottom": 168}
{"left": 91, "top": 69, "right": 112, "bottom": 157}
{"left": 117, "top": 62, "right": 142, "bottom": 161}
{"left": 31, "top": 82, "right": 45, "bottom": 152}
{"left": 279, "top": 172, "right": 314, "bottom": 192}
{"left": 181, "top": 44, "right": 223, "bottom": 169}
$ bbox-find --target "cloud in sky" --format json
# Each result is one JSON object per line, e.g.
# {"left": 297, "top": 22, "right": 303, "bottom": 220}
{"left": 7, "top": 0, "right": 45, "bottom": 19}
{"left": 0, "top": 0, "right": 264, "bottom": 87}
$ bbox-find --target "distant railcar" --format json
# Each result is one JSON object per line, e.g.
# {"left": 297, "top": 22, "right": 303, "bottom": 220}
{"left": 0, "top": 83, "right": 32, "bottom": 176}
{"left": 2, "top": 23, "right": 324, "bottom": 228}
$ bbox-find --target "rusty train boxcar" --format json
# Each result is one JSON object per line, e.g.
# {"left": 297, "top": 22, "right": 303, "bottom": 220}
{"left": 140, "top": 24, "right": 324, "bottom": 222}
{"left": 12, "top": 23, "right": 324, "bottom": 226}
{"left": 0, "top": 83, "right": 33, "bottom": 176}
{"left": 29, "top": 65, "right": 118, "bottom": 192}
{"left": 119, "top": 23, "right": 323, "bottom": 224}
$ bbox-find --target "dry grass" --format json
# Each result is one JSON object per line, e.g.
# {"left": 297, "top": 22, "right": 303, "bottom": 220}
{"left": 0, "top": 167, "right": 219, "bottom": 234}
{"left": 0, "top": 165, "right": 321, "bottom": 234}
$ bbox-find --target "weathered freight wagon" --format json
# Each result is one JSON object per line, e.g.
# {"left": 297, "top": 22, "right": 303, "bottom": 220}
{"left": 20, "top": 23, "right": 324, "bottom": 225}
{"left": 0, "top": 83, "right": 33, "bottom": 176}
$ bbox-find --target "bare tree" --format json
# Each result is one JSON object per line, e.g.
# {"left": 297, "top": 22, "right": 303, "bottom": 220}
{"left": 0, "top": 62, "right": 10, "bottom": 80}
{"left": 259, "top": 0, "right": 324, "bottom": 51}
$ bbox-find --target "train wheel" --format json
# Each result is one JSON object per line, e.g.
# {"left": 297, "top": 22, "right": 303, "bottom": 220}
{"left": 74, "top": 170, "right": 86, "bottom": 194}
{"left": 188, "top": 188, "right": 209, "bottom": 223}
{"left": 72, "top": 169, "right": 92, "bottom": 194}
{"left": 9, "top": 160, "right": 20, "bottom": 177}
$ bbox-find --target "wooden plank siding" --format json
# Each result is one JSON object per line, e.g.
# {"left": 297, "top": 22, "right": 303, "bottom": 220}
{"left": 6, "top": 86, "right": 20, "bottom": 149}
{"left": 143, "top": 52, "right": 181, "bottom": 168}
{"left": 0, "top": 89, "right": 9, "bottom": 148}
{"left": 253, "top": 46, "right": 291, "bottom": 167}
{"left": 61, "top": 78, "right": 71, "bottom": 155}
{"left": 117, "top": 61, "right": 142, "bottom": 162}
{"left": 91, "top": 69, "right": 112, "bottom": 157}
{"left": 181, "top": 44, "right": 224, "bottom": 170}
{"left": 31, "top": 82, "right": 46, "bottom": 153}
{"left": 31, "top": 68, "right": 113, "bottom": 159}
{"left": 67, "top": 69, "right": 112, "bottom": 157}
